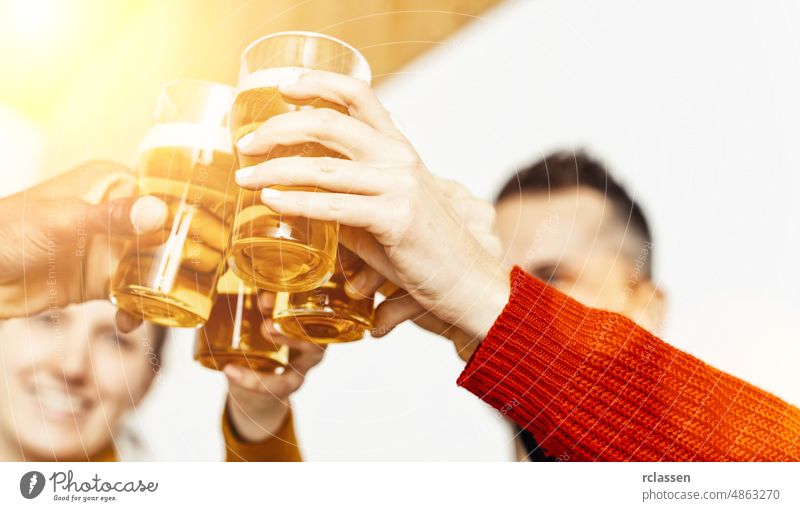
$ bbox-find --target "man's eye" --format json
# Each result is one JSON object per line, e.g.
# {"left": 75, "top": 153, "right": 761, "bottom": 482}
{"left": 527, "top": 264, "right": 572, "bottom": 287}
{"left": 539, "top": 269, "right": 570, "bottom": 287}
{"left": 533, "top": 267, "right": 560, "bottom": 284}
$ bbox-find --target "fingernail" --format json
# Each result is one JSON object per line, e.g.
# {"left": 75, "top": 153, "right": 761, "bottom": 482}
{"left": 277, "top": 76, "right": 300, "bottom": 90}
{"left": 115, "top": 310, "right": 141, "bottom": 333}
{"left": 277, "top": 69, "right": 307, "bottom": 90}
{"left": 235, "top": 166, "right": 255, "bottom": 184}
{"left": 130, "top": 195, "right": 167, "bottom": 234}
{"left": 260, "top": 188, "right": 282, "bottom": 202}
{"left": 371, "top": 326, "right": 392, "bottom": 338}
{"left": 224, "top": 364, "right": 242, "bottom": 379}
{"left": 236, "top": 132, "right": 255, "bottom": 152}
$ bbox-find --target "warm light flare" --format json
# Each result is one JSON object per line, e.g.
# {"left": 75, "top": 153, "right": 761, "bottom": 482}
{"left": 1, "top": 0, "right": 68, "bottom": 43}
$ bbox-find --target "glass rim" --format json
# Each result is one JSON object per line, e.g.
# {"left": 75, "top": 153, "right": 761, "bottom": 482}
{"left": 151, "top": 79, "right": 235, "bottom": 132}
{"left": 240, "top": 31, "right": 372, "bottom": 83}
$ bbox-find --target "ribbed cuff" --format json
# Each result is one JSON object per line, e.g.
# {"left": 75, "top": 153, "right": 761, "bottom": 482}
{"left": 457, "top": 266, "right": 598, "bottom": 457}
{"left": 457, "top": 267, "right": 800, "bottom": 461}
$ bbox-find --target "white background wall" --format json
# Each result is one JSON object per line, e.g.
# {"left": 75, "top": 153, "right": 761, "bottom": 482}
{"left": 6, "top": 0, "right": 800, "bottom": 460}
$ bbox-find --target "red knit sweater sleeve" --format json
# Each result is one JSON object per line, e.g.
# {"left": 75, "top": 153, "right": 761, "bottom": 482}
{"left": 457, "top": 267, "right": 800, "bottom": 461}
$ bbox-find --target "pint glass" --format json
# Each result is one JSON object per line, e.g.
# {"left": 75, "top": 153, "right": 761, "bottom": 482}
{"left": 228, "top": 31, "right": 371, "bottom": 292}
{"left": 272, "top": 247, "right": 374, "bottom": 343}
{"left": 111, "top": 81, "right": 236, "bottom": 327}
{"left": 194, "top": 269, "right": 289, "bottom": 372}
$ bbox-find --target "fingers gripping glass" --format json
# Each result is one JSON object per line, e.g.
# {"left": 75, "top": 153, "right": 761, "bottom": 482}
{"left": 228, "top": 31, "right": 371, "bottom": 293}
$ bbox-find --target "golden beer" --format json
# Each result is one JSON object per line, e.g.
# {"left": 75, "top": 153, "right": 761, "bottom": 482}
{"left": 228, "top": 32, "right": 371, "bottom": 293}
{"left": 229, "top": 80, "right": 344, "bottom": 292}
{"left": 273, "top": 247, "right": 374, "bottom": 343}
{"left": 111, "top": 81, "right": 236, "bottom": 327}
{"left": 195, "top": 270, "right": 289, "bottom": 372}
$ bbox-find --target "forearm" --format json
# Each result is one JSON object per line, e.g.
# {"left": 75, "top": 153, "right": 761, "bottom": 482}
{"left": 458, "top": 267, "right": 800, "bottom": 461}
{"left": 222, "top": 402, "right": 302, "bottom": 462}
{"left": 227, "top": 396, "right": 290, "bottom": 443}
{"left": 450, "top": 251, "right": 511, "bottom": 340}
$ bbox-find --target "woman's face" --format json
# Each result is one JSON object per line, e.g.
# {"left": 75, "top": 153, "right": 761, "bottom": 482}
{"left": 0, "top": 301, "right": 159, "bottom": 460}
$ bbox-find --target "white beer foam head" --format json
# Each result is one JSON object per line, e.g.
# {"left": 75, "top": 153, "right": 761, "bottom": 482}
{"left": 237, "top": 66, "right": 310, "bottom": 94}
{"left": 138, "top": 122, "right": 232, "bottom": 155}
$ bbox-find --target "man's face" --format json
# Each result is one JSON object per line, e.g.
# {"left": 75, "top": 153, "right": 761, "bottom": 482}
{"left": 495, "top": 188, "right": 663, "bottom": 332}
{"left": 0, "top": 301, "right": 158, "bottom": 460}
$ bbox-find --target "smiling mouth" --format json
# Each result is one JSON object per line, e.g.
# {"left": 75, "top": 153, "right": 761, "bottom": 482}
{"left": 28, "top": 386, "right": 92, "bottom": 422}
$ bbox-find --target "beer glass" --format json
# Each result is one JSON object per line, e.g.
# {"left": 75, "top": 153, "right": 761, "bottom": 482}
{"left": 273, "top": 247, "right": 374, "bottom": 343}
{"left": 228, "top": 31, "right": 371, "bottom": 292}
{"left": 111, "top": 81, "right": 236, "bottom": 327}
{"left": 195, "top": 270, "right": 289, "bottom": 372}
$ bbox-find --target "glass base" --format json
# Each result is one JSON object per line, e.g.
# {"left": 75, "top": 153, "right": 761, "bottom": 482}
{"left": 195, "top": 349, "right": 288, "bottom": 373}
{"left": 274, "top": 312, "right": 369, "bottom": 344}
{"left": 111, "top": 285, "right": 206, "bottom": 328}
{"left": 228, "top": 237, "right": 334, "bottom": 292}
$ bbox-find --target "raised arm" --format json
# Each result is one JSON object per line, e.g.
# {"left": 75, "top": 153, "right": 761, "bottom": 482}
{"left": 459, "top": 267, "right": 800, "bottom": 461}
{"left": 233, "top": 70, "right": 800, "bottom": 461}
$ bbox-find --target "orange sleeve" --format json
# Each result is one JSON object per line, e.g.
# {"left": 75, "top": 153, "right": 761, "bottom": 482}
{"left": 458, "top": 267, "right": 800, "bottom": 461}
{"left": 222, "top": 408, "right": 302, "bottom": 462}
{"left": 87, "top": 445, "right": 118, "bottom": 462}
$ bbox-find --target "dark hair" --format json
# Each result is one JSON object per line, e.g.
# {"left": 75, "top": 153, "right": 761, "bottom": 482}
{"left": 495, "top": 150, "right": 653, "bottom": 277}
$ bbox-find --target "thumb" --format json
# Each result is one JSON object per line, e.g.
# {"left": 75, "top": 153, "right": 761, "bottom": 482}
{"left": 371, "top": 290, "right": 425, "bottom": 337}
{"left": 84, "top": 195, "right": 168, "bottom": 237}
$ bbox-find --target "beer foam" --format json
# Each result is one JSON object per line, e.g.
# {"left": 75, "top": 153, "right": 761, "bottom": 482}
{"left": 138, "top": 122, "right": 232, "bottom": 155}
{"left": 236, "top": 66, "right": 311, "bottom": 94}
